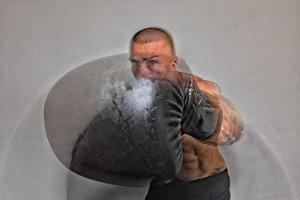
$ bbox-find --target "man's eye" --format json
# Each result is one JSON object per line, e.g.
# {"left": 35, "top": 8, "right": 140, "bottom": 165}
{"left": 130, "top": 60, "right": 139, "bottom": 66}
{"left": 147, "top": 61, "right": 157, "bottom": 67}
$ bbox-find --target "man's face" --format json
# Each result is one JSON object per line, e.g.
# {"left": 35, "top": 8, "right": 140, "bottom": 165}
{"left": 130, "top": 40, "right": 176, "bottom": 80}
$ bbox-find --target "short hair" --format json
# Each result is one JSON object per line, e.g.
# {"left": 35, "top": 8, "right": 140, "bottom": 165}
{"left": 130, "top": 27, "right": 176, "bottom": 55}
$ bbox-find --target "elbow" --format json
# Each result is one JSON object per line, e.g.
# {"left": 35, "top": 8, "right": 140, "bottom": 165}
{"left": 217, "top": 119, "right": 245, "bottom": 146}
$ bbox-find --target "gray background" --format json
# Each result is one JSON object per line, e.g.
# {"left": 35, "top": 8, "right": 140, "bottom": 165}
{"left": 1, "top": 0, "right": 299, "bottom": 199}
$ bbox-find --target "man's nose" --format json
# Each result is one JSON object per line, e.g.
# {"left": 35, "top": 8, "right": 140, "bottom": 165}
{"left": 134, "top": 63, "right": 149, "bottom": 77}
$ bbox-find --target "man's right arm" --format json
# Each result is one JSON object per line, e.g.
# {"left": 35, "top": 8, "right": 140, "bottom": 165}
{"left": 194, "top": 77, "right": 244, "bottom": 145}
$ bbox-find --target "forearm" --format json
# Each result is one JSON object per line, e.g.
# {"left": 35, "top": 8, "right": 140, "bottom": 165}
{"left": 216, "top": 95, "right": 244, "bottom": 145}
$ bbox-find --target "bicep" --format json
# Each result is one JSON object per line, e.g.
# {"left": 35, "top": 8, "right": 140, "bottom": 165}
{"left": 194, "top": 77, "right": 221, "bottom": 97}
{"left": 194, "top": 76, "right": 244, "bottom": 144}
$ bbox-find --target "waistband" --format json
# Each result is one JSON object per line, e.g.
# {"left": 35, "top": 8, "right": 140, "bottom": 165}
{"left": 175, "top": 168, "right": 229, "bottom": 184}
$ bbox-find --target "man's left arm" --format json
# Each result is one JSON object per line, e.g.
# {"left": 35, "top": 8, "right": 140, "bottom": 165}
{"left": 194, "top": 77, "right": 245, "bottom": 145}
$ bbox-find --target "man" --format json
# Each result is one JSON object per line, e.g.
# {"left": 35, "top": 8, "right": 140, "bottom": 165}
{"left": 129, "top": 27, "right": 244, "bottom": 200}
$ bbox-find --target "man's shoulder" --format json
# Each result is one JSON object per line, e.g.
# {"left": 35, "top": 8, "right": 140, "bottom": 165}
{"left": 176, "top": 71, "right": 201, "bottom": 80}
{"left": 176, "top": 71, "right": 221, "bottom": 94}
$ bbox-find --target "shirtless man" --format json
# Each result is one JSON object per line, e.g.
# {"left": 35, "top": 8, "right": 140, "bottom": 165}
{"left": 129, "top": 27, "right": 244, "bottom": 200}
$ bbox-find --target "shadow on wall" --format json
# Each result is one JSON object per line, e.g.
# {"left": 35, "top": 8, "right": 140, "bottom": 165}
{"left": 221, "top": 125, "right": 295, "bottom": 200}
{"left": 0, "top": 53, "right": 288, "bottom": 200}
{"left": 0, "top": 94, "right": 68, "bottom": 200}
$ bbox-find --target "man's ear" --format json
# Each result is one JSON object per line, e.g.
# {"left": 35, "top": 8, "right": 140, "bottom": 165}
{"left": 171, "top": 56, "right": 178, "bottom": 70}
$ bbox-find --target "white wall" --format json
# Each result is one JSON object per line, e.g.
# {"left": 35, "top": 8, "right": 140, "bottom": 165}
{"left": 1, "top": 0, "right": 299, "bottom": 199}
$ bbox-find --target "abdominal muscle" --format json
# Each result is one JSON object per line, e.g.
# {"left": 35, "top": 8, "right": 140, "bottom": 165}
{"left": 177, "top": 134, "right": 227, "bottom": 182}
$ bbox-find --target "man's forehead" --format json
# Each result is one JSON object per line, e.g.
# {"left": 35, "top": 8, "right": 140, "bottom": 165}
{"left": 132, "top": 39, "right": 169, "bottom": 48}
{"left": 130, "top": 40, "right": 173, "bottom": 59}
{"left": 130, "top": 54, "right": 164, "bottom": 61}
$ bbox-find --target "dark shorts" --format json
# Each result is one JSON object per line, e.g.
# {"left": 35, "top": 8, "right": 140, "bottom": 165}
{"left": 145, "top": 169, "right": 230, "bottom": 200}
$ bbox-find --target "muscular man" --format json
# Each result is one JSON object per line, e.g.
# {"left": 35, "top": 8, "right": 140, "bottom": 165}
{"left": 129, "top": 27, "right": 244, "bottom": 200}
